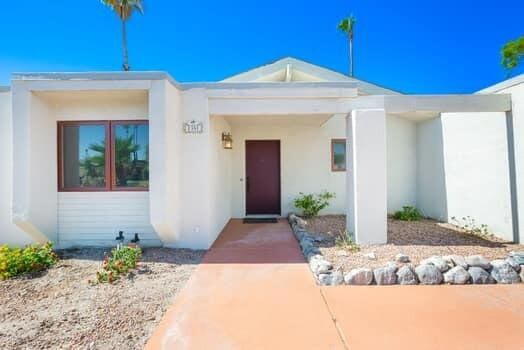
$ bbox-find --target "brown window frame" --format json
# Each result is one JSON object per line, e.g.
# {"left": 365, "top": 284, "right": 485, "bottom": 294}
{"left": 57, "top": 120, "right": 149, "bottom": 192}
{"left": 331, "top": 139, "right": 347, "bottom": 172}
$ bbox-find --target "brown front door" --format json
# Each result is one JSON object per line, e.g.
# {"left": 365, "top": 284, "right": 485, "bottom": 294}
{"left": 245, "top": 140, "right": 281, "bottom": 215}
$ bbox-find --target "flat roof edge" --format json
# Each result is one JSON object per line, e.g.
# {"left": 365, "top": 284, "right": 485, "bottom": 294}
{"left": 477, "top": 74, "right": 524, "bottom": 94}
{"left": 11, "top": 71, "right": 179, "bottom": 86}
{"left": 179, "top": 81, "right": 359, "bottom": 90}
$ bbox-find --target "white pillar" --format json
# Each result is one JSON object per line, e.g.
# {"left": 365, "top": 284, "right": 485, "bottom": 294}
{"left": 346, "top": 109, "right": 387, "bottom": 244}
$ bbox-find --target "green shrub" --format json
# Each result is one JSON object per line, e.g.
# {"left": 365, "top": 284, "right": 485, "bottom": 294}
{"left": 451, "top": 216, "right": 490, "bottom": 237}
{"left": 335, "top": 231, "right": 360, "bottom": 252}
{"left": 293, "top": 191, "right": 335, "bottom": 217}
{"left": 393, "top": 206, "right": 422, "bottom": 221}
{"left": 0, "top": 242, "right": 58, "bottom": 280}
{"left": 93, "top": 245, "right": 142, "bottom": 284}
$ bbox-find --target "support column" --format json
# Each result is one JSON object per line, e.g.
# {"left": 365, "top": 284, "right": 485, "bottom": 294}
{"left": 506, "top": 111, "right": 520, "bottom": 243}
{"left": 346, "top": 109, "right": 387, "bottom": 244}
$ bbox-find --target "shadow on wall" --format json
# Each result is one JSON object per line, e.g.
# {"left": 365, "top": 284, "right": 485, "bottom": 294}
{"left": 416, "top": 117, "right": 448, "bottom": 222}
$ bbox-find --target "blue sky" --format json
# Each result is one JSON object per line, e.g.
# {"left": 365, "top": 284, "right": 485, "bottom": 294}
{"left": 0, "top": 0, "right": 522, "bottom": 93}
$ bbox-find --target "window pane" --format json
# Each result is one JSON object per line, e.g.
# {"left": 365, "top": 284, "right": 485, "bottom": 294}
{"left": 63, "top": 124, "right": 106, "bottom": 188}
{"left": 114, "top": 123, "right": 149, "bottom": 188}
{"left": 333, "top": 141, "right": 346, "bottom": 171}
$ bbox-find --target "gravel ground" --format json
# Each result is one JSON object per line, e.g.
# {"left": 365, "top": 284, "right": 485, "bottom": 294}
{"left": 0, "top": 247, "right": 205, "bottom": 350}
{"left": 306, "top": 215, "right": 524, "bottom": 273}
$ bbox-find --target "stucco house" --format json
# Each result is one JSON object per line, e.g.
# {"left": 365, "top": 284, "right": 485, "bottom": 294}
{"left": 0, "top": 57, "right": 523, "bottom": 249}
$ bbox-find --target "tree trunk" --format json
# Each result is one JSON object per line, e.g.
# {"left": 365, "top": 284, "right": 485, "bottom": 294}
{"left": 122, "top": 19, "right": 130, "bottom": 71}
{"left": 349, "top": 35, "right": 354, "bottom": 77}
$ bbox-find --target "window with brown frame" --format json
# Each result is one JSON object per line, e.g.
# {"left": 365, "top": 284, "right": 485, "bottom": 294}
{"left": 331, "top": 139, "right": 346, "bottom": 171}
{"left": 58, "top": 120, "right": 149, "bottom": 191}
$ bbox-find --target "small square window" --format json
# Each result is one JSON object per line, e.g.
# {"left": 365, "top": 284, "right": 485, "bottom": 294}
{"left": 331, "top": 139, "right": 346, "bottom": 171}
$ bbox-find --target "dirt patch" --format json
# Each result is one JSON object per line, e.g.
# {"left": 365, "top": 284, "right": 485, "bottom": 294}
{"left": 0, "top": 247, "right": 205, "bottom": 350}
{"left": 305, "top": 215, "right": 524, "bottom": 272}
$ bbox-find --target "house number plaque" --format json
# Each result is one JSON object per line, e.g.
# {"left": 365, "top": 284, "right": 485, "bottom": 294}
{"left": 183, "top": 120, "right": 204, "bottom": 134}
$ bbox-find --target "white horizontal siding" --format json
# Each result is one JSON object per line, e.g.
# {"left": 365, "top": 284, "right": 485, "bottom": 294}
{"left": 57, "top": 192, "right": 162, "bottom": 247}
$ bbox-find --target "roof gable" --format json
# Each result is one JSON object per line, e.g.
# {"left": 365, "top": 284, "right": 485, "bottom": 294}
{"left": 222, "top": 57, "right": 400, "bottom": 95}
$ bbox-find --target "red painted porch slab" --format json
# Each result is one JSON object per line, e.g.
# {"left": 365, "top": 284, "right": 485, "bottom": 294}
{"left": 145, "top": 220, "right": 344, "bottom": 350}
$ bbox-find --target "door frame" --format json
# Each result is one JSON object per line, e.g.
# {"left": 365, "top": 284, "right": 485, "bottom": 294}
{"left": 244, "top": 139, "right": 282, "bottom": 217}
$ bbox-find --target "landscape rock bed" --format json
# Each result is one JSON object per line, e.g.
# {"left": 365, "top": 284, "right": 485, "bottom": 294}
{"left": 289, "top": 214, "right": 524, "bottom": 286}
{"left": 0, "top": 247, "right": 205, "bottom": 350}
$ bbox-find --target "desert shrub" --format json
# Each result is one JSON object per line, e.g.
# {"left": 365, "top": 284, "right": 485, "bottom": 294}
{"left": 335, "top": 230, "right": 360, "bottom": 252}
{"left": 93, "top": 245, "right": 142, "bottom": 284}
{"left": 0, "top": 242, "right": 58, "bottom": 280}
{"left": 451, "top": 216, "right": 490, "bottom": 237}
{"left": 293, "top": 191, "right": 335, "bottom": 217}
{"left": 393, "top": 206, "right": 422, "bottom": 221}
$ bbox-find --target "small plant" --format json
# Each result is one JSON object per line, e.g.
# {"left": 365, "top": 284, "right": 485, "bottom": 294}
{"left": 0, "top": 242, "right": 58, "bottom": 280}
{"left": 335, "top": 230, "right": 360, "bottom": 252}
{"left": 293, "top": 191, "right": 335, "bottom": 218}
{"left": 451, "top": 216, "right": 490, "bottom": 238}
{"left": 393, "top": 206, "right": 422, "bottom": 221}
{"left": 92, "top": 245, "right": 142, "bottom": 284}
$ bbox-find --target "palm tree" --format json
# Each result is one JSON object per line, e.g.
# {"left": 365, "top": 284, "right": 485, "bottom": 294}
{"left": 338, "top": 15, "right": 357, "bottom": 77}
{"left": 101, "top": 0, "right": 144, "bottom": 71}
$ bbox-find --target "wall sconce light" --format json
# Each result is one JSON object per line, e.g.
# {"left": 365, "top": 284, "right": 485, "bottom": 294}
{"left": 222, "top": 132, "right": 233, "bottom": 149}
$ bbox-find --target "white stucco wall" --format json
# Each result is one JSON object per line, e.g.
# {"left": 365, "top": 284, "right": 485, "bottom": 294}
{"left": 58, "top": 192, "right": 160, "bottom": 247}
{"left": 230, "top": 115, "right": 346, "bottom": 217}
{"left": 386, "top": 115, "right": 417, "bottom": 211}
{"left": 9, "top": 85, "right": 161, "bottom": 247}
{"left": 209, "top": 116, "right": 233, "bottom": 241}
{"left": 174, "top": 88, "right": 214, "bottom": 249}
{"left": 498, "top": 82, "right": 524, "bottom": 243}
{"left": 0, "top": 90, "right": 33, "bottom": 246}
{"left": 51, "top": 91, "right": 159, "bottom": 247}
{"left": 440, "top": 112, "right": 513, "bottom": 240}
{"left": 347, "top": 109, "right": 388, "bottom": 244}
{"left": 228, "top": 114, "right": 417, "bottom": 218}
{"left": 416, "top": 118, "right": 448, "bottom": 220}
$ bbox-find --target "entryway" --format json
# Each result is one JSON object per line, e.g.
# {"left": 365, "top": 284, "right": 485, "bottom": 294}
{"left": 245, "top": 140, "right": 281, "bottom": 216}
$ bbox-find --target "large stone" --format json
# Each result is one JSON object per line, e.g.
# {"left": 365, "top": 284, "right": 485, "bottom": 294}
{"left": 509, "top": 251, "right": 524, "bottom": 265}
{"left": 415, "top": 264, "right": 443, "bottom": 285}
{"left": 288, "top": 213, "right": 298, "bottom": 224}
{"left": 443, "top": 255, "right": 468, "bottom": 269}
{"left": 295, "top": 216, "right": 308, "bottom": 229}
{"left": 330, "top": 271, "right": 344, "bottom": 285}
{"left": 344, "top": 268, "right": 374, "bottom": 285}
{"left": 300, "top": 238, "right": 319, "bottom": 257}
{"left": 309, "top": 257, "right": 332, "bottom": 275}
{"left": 307, "top": 254, "right": 323, "bottom": 262}
{"left": 443, "top": 266, "right": 471, "bottom": 284}
{"left": 465, "top": 255, "right": 491, "bottom": 270}
{"left": 395, "top": 253, "right": 410, "bottom": 263}
{"left": 468, "top": 267, "right": 495, "bottom": 284}
{"left": 318, "top": 271, "right": 345, "bottom": 286}
{"left": 295, "top": 230, "right": 308, "bottom": 241}
{"left": 420, "top": 256, "right": 450, "bottom": 272}
{"left": 373, "top": 265, "right": 398, "bottom": 285}
{"left": 490, "top": 260, "right": 520, "bottom": 284}
{"left": 396, "top": 265, "right": 418, "bottom": 285}
{"left": 505, "top": 257, "right": 521, "bottom": 273}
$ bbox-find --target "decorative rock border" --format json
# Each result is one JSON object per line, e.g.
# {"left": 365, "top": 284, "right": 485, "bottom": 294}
{"left": 288, "top": 214, "right": 524, "bottom": 286}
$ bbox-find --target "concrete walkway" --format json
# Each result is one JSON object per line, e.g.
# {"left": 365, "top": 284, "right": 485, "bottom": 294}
{"left": 146, "top": 219, "right": 524, "bottom": 350}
